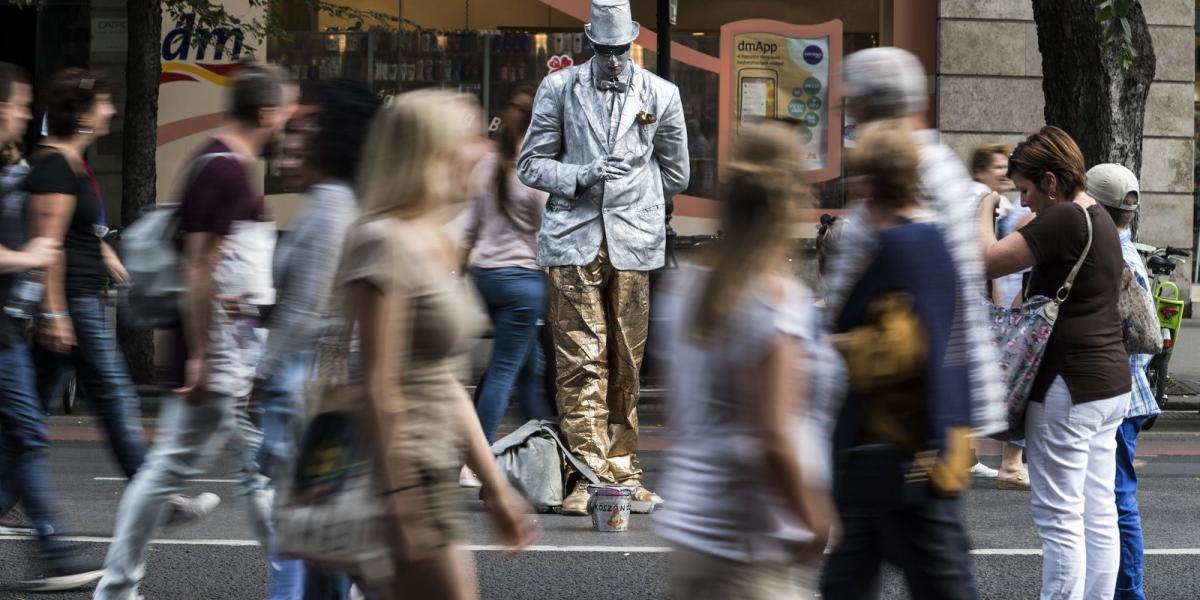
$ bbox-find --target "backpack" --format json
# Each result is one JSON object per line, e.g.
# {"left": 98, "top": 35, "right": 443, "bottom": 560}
{"left": 118, "top": 152, "right": 236, "bottom": 329}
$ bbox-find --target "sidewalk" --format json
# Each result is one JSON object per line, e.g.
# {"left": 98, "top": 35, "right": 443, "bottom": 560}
{"left": 44, "top": 405, "right": 675, "bottom": 451}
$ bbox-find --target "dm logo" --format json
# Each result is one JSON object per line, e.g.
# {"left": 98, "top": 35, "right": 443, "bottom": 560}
{"left": 160, "top": 15, "right": 245, "bottom": 86}
{"left": 803, "top": 45, "right": 824, "bottom": 65}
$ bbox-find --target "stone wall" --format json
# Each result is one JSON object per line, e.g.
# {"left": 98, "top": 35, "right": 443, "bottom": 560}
{"left": 937, "top": 0, "right": 1196, "bottom": 290}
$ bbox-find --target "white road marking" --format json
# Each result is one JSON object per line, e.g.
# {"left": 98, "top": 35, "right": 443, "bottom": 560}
{"left": 0, "top": 535, "right": 260, "bottom": 546}
{"left": 93, "top": 477, "right": 238, "bottom": 483}
{"left": 465, "top": 544, "right": 672, "bottom": 553}
{"left": 1, "top": 537, "right": 1200, "bottom": 556}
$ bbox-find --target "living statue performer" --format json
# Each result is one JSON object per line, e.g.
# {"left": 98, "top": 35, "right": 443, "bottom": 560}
{"left": 518, "top": 0, "right": 689, "bottom": 515}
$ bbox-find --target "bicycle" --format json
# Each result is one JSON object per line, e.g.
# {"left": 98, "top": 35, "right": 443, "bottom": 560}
{"left": 1134, "top": 243, "right": 1190, "bottom": 412}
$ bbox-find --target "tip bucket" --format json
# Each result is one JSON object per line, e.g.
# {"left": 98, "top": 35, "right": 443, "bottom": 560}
{"left": 586, "top": 485, "right": 633, "bottom": 532}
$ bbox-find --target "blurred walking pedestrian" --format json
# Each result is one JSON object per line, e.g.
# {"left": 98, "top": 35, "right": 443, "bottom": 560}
{"left": 1086, "top": 163, "right": 1157, "bottom": 600}
{"left": 26, "top": 69, "right": 147, "bottom": 471}
{"left": 0, "top": 60, "right": 103, "bottom": 592}
{"left": 94, "top": 63, "right": 297, "bottom": 600}
{"left": 821, "top": 121, "right": 979, "bottom": 600}
{"left": 655, "top": 122, "right": 838, "bottom": 600}
{"left": 827, "top": 47, "right": 1005, "bottom": 445}
{"left": 336, "top": 89, "right": 536, "bottom": 599}
{"left": 969, "top": 143, "right": 1032, "bottom": 488}
{"left": 458, "top": 86, "right": 552, "bottom": 488}
{"left": 22, "top": 67, "right": 218, "bottom": 532}
{"left": 977, "top": 127, "right": 1130, "bottom": 600}
{"left": 250, "top": 79, "right": 379, "bottom": 600}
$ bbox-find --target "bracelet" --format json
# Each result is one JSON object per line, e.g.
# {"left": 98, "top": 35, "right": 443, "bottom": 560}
{"left": 39, "top": 311, "right": 68, "bottom": 322}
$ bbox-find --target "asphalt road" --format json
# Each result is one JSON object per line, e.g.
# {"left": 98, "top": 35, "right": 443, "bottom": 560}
{"left": 2, "top": 408, "right": 1199, "bottom": 600}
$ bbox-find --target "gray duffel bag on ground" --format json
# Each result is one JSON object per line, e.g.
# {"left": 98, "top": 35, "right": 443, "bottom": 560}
{"left": 490, "top": 420, "right": 599, "bottom": 513}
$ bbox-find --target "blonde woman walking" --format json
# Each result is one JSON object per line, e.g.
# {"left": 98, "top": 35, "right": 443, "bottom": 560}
{"left": 335, "top": 90, "right": 537, "bottom": 599}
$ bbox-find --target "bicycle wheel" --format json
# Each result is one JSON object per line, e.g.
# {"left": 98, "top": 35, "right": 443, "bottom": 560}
{"left": 1155, "top": 351, "right": 1173, "bottom": 410}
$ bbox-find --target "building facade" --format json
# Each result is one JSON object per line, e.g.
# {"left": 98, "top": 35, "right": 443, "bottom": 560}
{"left": 1, "top": 0, "right": 1195, "bottom": 274}
{"left": 936, "top": 0, "right": 1196, "bottom": 294}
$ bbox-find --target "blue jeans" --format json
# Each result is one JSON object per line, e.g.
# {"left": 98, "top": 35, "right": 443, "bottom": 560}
{"left": 256, "top": 354, "right": 350, "bottom": 600}
{"left": 470, "top": 267, "right": 551, "bottom": 442}
{"left": 96, "top": 392, "right": 272, "bottom": 600}
{"left": 0, "top": 342, "right": 71, "bottom": 560}
{"left": 34, "top": 295, "right": 146, "bottom": 478}
{"left": 1115, "top": 415, "right": 1148, "bottom": 600}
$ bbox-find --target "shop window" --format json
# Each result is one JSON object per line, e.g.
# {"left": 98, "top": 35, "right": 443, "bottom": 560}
{"left": 267, "top": 0, "right": 885, "bottom": 209}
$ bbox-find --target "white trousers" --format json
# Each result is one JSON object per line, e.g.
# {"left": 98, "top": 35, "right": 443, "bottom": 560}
{"left": 1027, "top": 376, "right": 1129, "bottom": 600}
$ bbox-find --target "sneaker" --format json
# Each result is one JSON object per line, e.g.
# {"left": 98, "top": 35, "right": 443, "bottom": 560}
{"left": 20, "top": 553, "right": 104, "bottom": 592}
{"left": 560, "top": 482, "right": 590, "bottom": 516}
{"left": 163, "top": 492, "right": 221, "bottom": 531}
{"left": 0, "top": 507, "right": 35, "bottom": 535}
{"left": 969, "top": 462, "right": 999, "bottom": 478}
{"left": 629, "top": 486, "right": 664, "bottom": 514}
{"left": 459, "top": 465, "right": 482, "bottom": 489}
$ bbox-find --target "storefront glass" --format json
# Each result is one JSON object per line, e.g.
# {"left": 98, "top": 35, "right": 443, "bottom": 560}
{"left": 264, "top": 0, "right": 890, "bottom": 226}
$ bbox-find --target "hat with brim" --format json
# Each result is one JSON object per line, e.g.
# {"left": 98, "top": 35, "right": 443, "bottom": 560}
{"left": 585, "top": 0, "right": 640, "bottom": 47}
{"left": 1086, "top": 163, "right": 1140, "bottom": 211}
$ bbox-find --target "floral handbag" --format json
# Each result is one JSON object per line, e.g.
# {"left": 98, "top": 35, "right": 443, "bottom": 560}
{"left": 986, "top": 203, "right": 1092, "bottom": 441}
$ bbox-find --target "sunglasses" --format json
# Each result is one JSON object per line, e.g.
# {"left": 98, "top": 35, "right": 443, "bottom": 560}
{"left": 592, "top": 44, "right": 631, "bottom": 57}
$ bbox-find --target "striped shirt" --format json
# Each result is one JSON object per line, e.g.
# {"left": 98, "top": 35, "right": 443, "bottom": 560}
{"left": 823, "top": 130, "right": 1005, "bottom": 436}
{"left": 1120, "top": 229, "right": 1159, "bottom": 418}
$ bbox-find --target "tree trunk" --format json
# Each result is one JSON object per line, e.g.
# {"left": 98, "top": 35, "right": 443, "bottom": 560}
{"left": 1031, "top": 0, "right": 1156, "bottom": 176}
{"left": 118, "top": 0, "right": 161, "bottom": 384}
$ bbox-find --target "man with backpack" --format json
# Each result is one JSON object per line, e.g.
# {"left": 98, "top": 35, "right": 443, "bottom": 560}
{"left": 95, "top": 63, "right": 296, "bottom": 600}
{"left": 0, "top": 61, "right": 106, "bottom": 592}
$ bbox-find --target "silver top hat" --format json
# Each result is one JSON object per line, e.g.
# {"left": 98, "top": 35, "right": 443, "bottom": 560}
{"left": 584, "top": 0, "right": 640, "bottom": 47}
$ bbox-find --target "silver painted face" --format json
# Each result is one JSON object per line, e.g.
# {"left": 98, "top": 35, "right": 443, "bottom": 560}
{"left": 593, "top": 44, "right": 631, "bottom": 79}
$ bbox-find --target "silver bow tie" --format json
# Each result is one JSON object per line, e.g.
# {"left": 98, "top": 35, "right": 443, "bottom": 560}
{"left": 597, "top": 78, "right": 628, "bottom": 93}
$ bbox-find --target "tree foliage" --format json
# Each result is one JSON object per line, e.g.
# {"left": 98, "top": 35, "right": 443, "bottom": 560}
{"left": 1095, "top": 0, "right": 1138, "bottom": 70}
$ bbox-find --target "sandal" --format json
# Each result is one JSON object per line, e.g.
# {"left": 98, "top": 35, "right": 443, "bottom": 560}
{"left": 997, "top": 471, "right": 1031, "bottom": 491}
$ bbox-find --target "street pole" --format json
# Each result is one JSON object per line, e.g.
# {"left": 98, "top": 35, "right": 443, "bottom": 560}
{"left": 656, "top": 0, "right": 677, "bottom": 268}
{"left": 656, "top": 0, "right": 672, "bottom": 82}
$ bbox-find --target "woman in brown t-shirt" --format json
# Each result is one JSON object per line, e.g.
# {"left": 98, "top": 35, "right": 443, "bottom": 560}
{"left": 337, "top": 90, "right": 537, "bottom": 599}
{"left": 976, "top": 126, "right": 1130, "bottom": 599}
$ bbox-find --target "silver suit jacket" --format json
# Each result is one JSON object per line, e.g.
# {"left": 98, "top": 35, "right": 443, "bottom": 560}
{"left": 518, "top": 60, "right": 690, "bottom": 271}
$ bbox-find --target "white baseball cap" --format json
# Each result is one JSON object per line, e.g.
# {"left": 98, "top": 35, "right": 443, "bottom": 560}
{"left": 1086, "top": 163, "right": 1139, "bottom": 211}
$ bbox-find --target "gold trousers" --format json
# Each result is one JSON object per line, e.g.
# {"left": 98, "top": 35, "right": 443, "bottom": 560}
{"left": 548, "top": 244, "right": 649, "bottom": 485}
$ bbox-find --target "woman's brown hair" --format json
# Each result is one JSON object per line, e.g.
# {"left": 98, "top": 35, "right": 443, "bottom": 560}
{"left": 494, "top": 86, "right": 535, "bottom": 226}
{"left": 1007, "top": 125, "right": 1086, "bottom": 200}
{"left": 43, "top": 68, "right": 110, "bottom": 138}
{"left": 690, "top": 122, "right": 809, "bottom": 343}
{"left": 847, "top": 119, "right": 921, "bottom": 211}
{"left": 970, "top": 143, "right": 1009, "bottom": 178}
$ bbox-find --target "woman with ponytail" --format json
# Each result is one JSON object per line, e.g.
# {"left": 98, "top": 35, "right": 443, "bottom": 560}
{"left": 458, "top": 87, "right": 552, "bottom": 487}
{"left": 654, "top": 121, "right": 840, "bottom": 599}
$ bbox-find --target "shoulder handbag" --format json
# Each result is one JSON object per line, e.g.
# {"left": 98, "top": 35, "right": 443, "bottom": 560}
{"left": 835, "top": 292, "right": 926, "bottom": 394}
{"left": 1118, "top": 266, "right": 1163, "bottom": 355}
{"left": 276, "top": 253, "right": 442, "bottom": 583}
{"left": 273, "top": 322, "right": 394, "bottom": 585}
{"left": 985, "top": 203, "right": 1092, "bottom": 441}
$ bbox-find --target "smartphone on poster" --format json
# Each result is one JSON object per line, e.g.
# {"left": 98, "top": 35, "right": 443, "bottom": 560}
{"left": 738, "top": 68, "right": 777, "bottom": 125}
